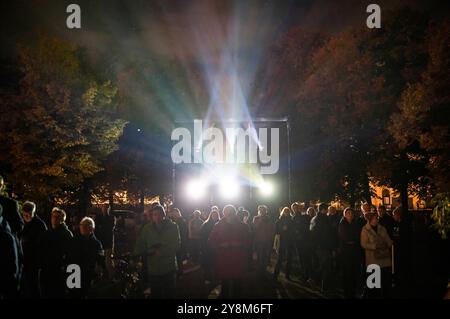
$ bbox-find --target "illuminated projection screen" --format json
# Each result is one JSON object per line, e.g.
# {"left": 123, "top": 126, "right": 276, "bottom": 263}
{"left": 172, "top": 118, "right": 290, "bottom": 214}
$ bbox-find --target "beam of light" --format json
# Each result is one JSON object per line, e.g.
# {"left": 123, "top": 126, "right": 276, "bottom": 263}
{"left": 258, "top": 181, "right": 274, "bottom": 197}
{"left": 186, "top": 178, "right": 208, "bottom": 200}
{"left": 219, "top": 176, "right": 240, "bottom": 199}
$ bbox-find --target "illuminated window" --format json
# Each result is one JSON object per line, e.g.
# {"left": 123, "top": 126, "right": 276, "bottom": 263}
{"left": 382, "top": 189, "right": 390, "bottom": 205}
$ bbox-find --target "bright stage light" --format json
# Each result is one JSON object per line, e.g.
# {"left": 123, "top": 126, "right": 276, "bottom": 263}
{"left": 219, "top": 178, "right": 240, "bottom": 199}
{"left": 186, "top": 178, "right": 208, "bottom": 200}
{"left": 258, "top": 181, "right": 274, "bottom": 197}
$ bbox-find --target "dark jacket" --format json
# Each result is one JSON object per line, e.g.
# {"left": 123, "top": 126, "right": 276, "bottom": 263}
{"left": 200, "top": 220, "right": 216, "bottom": 245}
{"left": 310, "top": 213, "right": 333, "bottom": 251}
{"left": 276, "top": 216, "right": 295, "bottom": 247}
{"left": 69, "top": 233, "right": 105, "bottom": 286}
{"left": 95, "top": 214, "right": 115, "bottom": 250}
{"left": 252, "top": 215, "right": 275, "bottom": 243}
{"left": 175, "top": 217, "right": 189, "bottom": 247}
{"left": 292, "top": 213, "right": 311, "bottom": 242}
{"left": 0, "top": 195, "right": 23, "bottom": 236}
{"left": 338, "top": 217, "right": 361, "bottom": 260}
{"left": 378, "top": 214, "right": 395, "bottom": 239}
{"left": 38, "top": 223, "right": 73, "bottom": 271}
{"left": 0, "top": 215, "right": 20, "bottom": 297}
{"left": 392, "top": 218, "right": 412, "bottom": 272}
{"left": 328, "top": 213, "right": 341, "bottom": 251}
{"left": 208, "top": 219, "right": 250, "bottom": 279}
{"left": 21, "top": 216, "right": 47, "bottom": 268}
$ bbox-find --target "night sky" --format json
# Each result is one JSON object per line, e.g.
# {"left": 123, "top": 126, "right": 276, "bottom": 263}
{"left": 1, "top": 0, "right": 449, "bottom": 119}
{"left": 2, "top": 0, "right": 449, "bottom": 60}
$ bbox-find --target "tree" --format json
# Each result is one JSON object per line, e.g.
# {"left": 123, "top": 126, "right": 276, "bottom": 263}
{"left": 389, "top": 20, "right": 449, "bottom": 236}
{"left": 363, "top": 8, "right": 431, "bottom": 213}
{"left": 254, "top": 28, "right": 327, "bottom": 202}
{"left": 0, "top": 36, "right": 126, "bottom": 207}
{"left": 390, "top": 20, "right": 450, "bottom": 193}
{"left": 290, "top": 9, "right": 431, "bottom": 208}
{"left": 296, "top": 28, "right": 384, "bottom": 205}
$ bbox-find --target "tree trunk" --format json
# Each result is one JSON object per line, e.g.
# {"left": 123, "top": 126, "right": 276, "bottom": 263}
{"left": 399, "top": 151, "right": 410, "bottom": 217}
{"left": 108, "top": 186, "right": 114, "bottom": 210}
{"left": 362, "top": 173, "right": 372, "bottom": 205}
{"left": 139, "top": 188, "right": 145, "bottom": 213}
{"left": 400, "top": 181, "right": 409, "bottom": 216}
{"left": 78, "top": 179, "right": 92, "bottom": 218}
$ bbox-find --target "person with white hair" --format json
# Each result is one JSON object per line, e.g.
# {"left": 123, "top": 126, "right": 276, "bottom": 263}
{"left": 68, "top": 216, "right": 105, "bottom": 299}
{"left": 361, "top": 210, "right": 393, "bottom": 298}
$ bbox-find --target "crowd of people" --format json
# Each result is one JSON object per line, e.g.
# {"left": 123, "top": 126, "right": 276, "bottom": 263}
{"left": 0, "top": 175, "right": 114, "bottom": 299}
{"left": 0, "top": 174, "right": 439, "bottom": 299}
{"left": 135, "top": 201, "right": 418, "bottom": 299}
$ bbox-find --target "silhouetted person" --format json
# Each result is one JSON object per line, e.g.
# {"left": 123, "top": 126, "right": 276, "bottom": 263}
{"left": 168, "top": 207, "right": 188, "bottom": 277}
{"left": 188, "top": 210, "right": 203, "bottom": 263}
{"left": 327, "top": 206, "right": 341, "bottom": 282}
{"left": 274, "top": 207, "right": 295, "bottom": 281}
{"left": 95, "top": 206, "right": 115, "bottom": 278}
{"left": 252, "top": 205, "right": 275, "bottom": 275}
{"left": 310, "top": 203, "right": 333, "bottom": 291}
{"left": 20, "top": 201, "right": 47, "bottom": 298}
{"left": 0, "top": 203, "right": 20, "bottom": 299}
{"left": 0, "top": 176, "right": 24, "bottom": 236}
{"left": 0, "top": 176, "right": 23, "bottom": 289}
{"left": 200, "top": 210, "right": 220, "bottom": 283}
{"left": 38, "top": 208, "right": 73, "bottom": 299}
{"left": 377, "top": 205, "right": 394, "bottom": 239}
{"left": 209, "top": 205, "right": 250, "bottom": 298}
{"left": 391, "top": 206, "right": 412, "bottom": 297}
{"left": 338, "top": 208, "right": 361, "bottom": 298}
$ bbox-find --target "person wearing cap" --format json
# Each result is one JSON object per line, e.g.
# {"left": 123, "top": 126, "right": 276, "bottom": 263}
{"left": 68, "top": 217, "right": 105, "bottom": 299}
{"left": 20, "top": 201, "right": 47, "bottom": 298}
{"left": 38, "top": 207, "right": 73, "bottom": 298}
{"left": 134, "top": 204, "right": 181, "bottom": 299}
{"left": 360, "top": 209, "right": 393, "bottom": 298}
